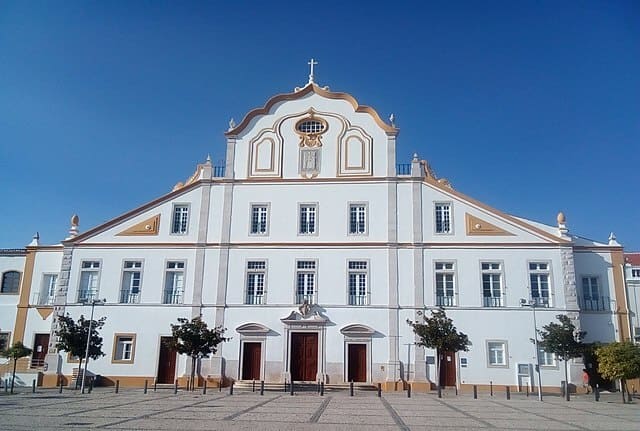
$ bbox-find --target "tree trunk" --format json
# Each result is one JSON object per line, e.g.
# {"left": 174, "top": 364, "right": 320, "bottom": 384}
{"left": 11, "top": 357, "right": 17, "bottom": 394}
{"left": 76, "top": 357, "right": 84, "bottom": 390}
{"left": 621, "top": 379, "right": 626, "bottom": 404}
{"left": 564, "top": 358, "right": 570, "bottom": 401}
{"left": 191, "top": 357, "right": 196, "bottom": 391}
{"left": 436, "top": 350, "right": 441, "bottom": 392}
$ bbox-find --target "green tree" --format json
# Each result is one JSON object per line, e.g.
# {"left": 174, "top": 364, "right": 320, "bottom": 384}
{"left": 168, "top": 316, "right": 228, "bottom": 390}
{"left": 407, "top": 308, "right": 471, "bottom": 389}
{"left": 595, "top": 342, "right": 640, "bottom": 403}
{"left": 536, "top": 314, "right": 585, "bottom": 400}
{"left": 54, "top": 314, "right": 106, "bottom": 388}
{"left": 1, "top": 341, "right": 33, "bottom": 394}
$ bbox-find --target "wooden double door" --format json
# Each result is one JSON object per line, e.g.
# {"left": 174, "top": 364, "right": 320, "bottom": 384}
{"left": 347, "top": 343, "right": 367, "bottom": 382}
{"left": 290, "top": 332, "right": 318, "bottom": 382}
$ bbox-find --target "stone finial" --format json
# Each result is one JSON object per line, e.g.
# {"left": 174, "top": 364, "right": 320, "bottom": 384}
{"left": 228, "top": 118, "right": 236, "bottom": 131}
{"left": 67, "top": 214, "right": 80, "bottom": 239}
{"left": 205, "top": 154, "right": 212, "bottom": 165}
{"left": 557, "top": 211, "right": 569, "bottom": 238}
{"left": 28, "top": 232, "right": 40, "bottom": 247}
{"left": 608, "top": 232, "right": 620, "bottom": 246}
{"left": 389, "top": 113, "right": 395, "bottom": 127}
{"left": 412, "top": 153, "right": 419, "bottom": 162}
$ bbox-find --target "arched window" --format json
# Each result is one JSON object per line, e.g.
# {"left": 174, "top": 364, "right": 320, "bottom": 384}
{"left": 1, "top": 271, "right": 21, "bottom": 294}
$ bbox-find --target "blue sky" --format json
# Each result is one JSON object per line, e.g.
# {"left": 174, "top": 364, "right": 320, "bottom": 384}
{"left": 1, "top": 1, "right": 638, "bottom": 250}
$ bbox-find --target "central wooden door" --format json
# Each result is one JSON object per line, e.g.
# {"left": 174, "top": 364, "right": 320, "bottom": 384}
{"left": 31, "top": 334, "right": 49, "bottom": 368}
{"left": 157, "top": 337, "right": 177, "bottom": 384}
{"left": 439, "top": 351, "right": 457, "bottom": 387}
{"left": 242, "top": 342, "right": 262, "bottom": 380}
{"left": 290, "top": 332, "right": 318, "bottom": 381}
{"left": 347, "top": 344, "right": 367, "bottom": 382}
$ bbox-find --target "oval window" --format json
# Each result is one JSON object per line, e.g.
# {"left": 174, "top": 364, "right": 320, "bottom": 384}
{"left": 297, "top": 120, "right": 325, "bottom": 134}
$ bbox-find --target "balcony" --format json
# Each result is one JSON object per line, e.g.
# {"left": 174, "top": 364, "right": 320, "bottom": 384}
{"left": 213, "top": 166, "right": 225, "bottom": 177}
{"left": 348, "top": 294, "right": 369, "bottom": 306}
{"left": 396, "top": 163, "right": 412, "bottom": 176}
{"left": 77, "top": 290, "right": 98, "bottom": 303}
{"left": 579, "top": 296, "right": 611, "bottom": 311}
{"left": 483, "top": 296, "right": 504, "bottom": 307}
{"left": 296, "top": 293, "right": 315, "bottom": 305}
{"left": 32, "top": 292, "right": 55, "bottom": 306}
{"left": 245, "top": 294, "right": 264, "bottom": 305}
{"left": 163, "top": 291, "right": 183, "bottom": 305}
{"left": 531, "top": 296, "right": 550, "bottom": 308}
{"left": 120, "top": 290, "right": 140, "bottom": 304}
{"left": 436, "top": 295, "right": 456, "bottom": 307}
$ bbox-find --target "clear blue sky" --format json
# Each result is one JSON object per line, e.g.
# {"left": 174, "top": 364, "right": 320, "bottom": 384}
{"left": 1, "top": 1, "right": 638, "bottom": 250}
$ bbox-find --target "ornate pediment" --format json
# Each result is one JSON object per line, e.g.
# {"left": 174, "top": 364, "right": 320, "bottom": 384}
{"left": 281, "top": 303, "right": 329, "bottom": 326}
{"left": 115, "top": 214, "right": 161, "bottom": 236}
{"left": 340, "top": 324, "right": 375, "bottom": 337}
{"left": 236, "top": 322, "right": 271, "bottom": 336}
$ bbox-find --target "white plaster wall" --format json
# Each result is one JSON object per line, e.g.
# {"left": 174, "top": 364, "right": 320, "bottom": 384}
{"left": 0, "top": 255, "right": 25, "bottom": 340}
{"left": 28, "top": 250, "right": 62, "bottom": 304}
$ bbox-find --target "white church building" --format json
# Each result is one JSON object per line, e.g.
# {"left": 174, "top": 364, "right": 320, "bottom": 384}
{"left": 0, "top": 68, "right": 631, "bottom": 392}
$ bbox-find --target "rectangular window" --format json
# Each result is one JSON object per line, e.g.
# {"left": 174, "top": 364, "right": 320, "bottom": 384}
{"left": 435, "top": 262, "right": 456, "bottom": 306}
{"left": 78, "top": 261, "right": 100, "bottom": 302}
{"left": 172, "top": 204, "right": 189, "bottom": 234}
{"left": 164, "top": 261, "right": 185, "bottom": 304}
{"left": 0, "top": 332, "right": 10, "bottom": 351}
{"left": 632, "top": 269, "right": 640, "bottom": 278}
{"left": 348, "top": 204, "right": 367, "bottom": 235}
{"left": 39, "top": 274, "right": 57, "bottom": 305}
{"left": 299, "top": 204, "right": 317, "bottom": 235}
{"left": 487, "top": 341, "right": 507, "bottom": 367}
{"left": 246, "top": 261, "right": 266, "bottom": 305}
{"left": 296, "top": 260, "right": 317, "bottom": 304}
{"left": 120, "top": 261, "right": 143, "bottom": 304}
{"left": 348, "top": 261, "right": 369, "bottom": 305}
{"left": 250, "top": 204, "right": 269, "bottom": 235}
{"left": 112, "top": 334, "right": 136, "bottom": 363}
{"left": 434, "top": 203, "right": 452, "bottom": 234}
{"left": 481, "top": 262, "right": 503, "bottom": 307}
{"left": 581, "top": 276, "right": 607, "bottom": 311}
{"left": 529, "top": 262, "right": 551, "bottom": 307}
{"left": 538, "top": 348, "right": 556, "bottom": 367}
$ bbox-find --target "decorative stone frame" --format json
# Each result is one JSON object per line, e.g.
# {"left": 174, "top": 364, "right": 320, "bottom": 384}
{"left": 236, "top": 323, "right": 270, "bottom": 381}
{"left": 281, "top": 308, "right": 329, "bottom": 383}
{"left": 340, "top": 324, "right": 375, "bottom": 383}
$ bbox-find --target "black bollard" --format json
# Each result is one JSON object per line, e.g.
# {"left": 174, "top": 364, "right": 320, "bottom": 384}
{"left": 408, "top": 384, "right": 411, "bottom": 398}
{"left": 320, "top": 381, "right": 324, "bottom": 397}
{"left": 4, "top": 379, "right": 8, "bottom": 393}
{"left": 219, "top": 379, "right": 222, "bottom": 392}
{"left": 252, "top": 379, "right": 255, "bottom": 392}
{"left": 88, "top": 377, "right": 94, "bottom": 393}
{"left": 350, "top": 381, "right": 354, "bottom": 397}
{"left": 377, "top": 383, "right": 382, "bottom": 398}
{"left": 437, "top": 384, "right": 442, "bottom": 399}
{"left": 144, "top": 380, "right": 148, "bottom": 394}
{"left": 595, "top": 384, "right": 600, "bottom": 402}
{"left": 473, "top": 385, "right": 477, "bottom": 399}
{"left": 154, "top": 380, "right": 157, "bottom": 392}
{"left": 32, "top": 379, "right": 36, "bottom": 393}
{"left": 290, "top": 380, "right": 294, "bottom": 396}
{"left": 230, "top": 381, "right": 234, "bottom": 395}
{"left": 58, "top": 377, "right": 63, "bottom": 394}
{"left": 526, "top": 385, "right": 529, "bottom": 397}
{"left": 260, "top": 380, "right": 264, "bottom": 396}
{"left": 115, "top": 380, "right": 120, "bottom": 394}
{"left": 455, "top": 386, "right": 458, "bottom": 396}
{"left": 203, "top": 381, "right": 207, "bottom": 395}
{"left": 284, "top": 379, "right": 287, "bottom": 393}
{"left": 174, "top": 380, "right": 178, "bottom": 394}
{"left": 490, "top": 381, "right": 493, "bottom": 397}
{"left": 506, "top": 386, "right": 510, "bottom": 400}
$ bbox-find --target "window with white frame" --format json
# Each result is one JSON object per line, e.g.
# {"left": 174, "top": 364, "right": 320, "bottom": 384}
{"left": 348, "top": 261, "right": 369, "bottom": 305}
{"left": 632, "top": 269, "right": 640, "bottom": 278}
{"left": 164, "top": 261, "right": 185, "bottom": 304}
{"left": 1, "top": 271, "right": 21, "bottom": 294}
{"left": 250, "top": 204, "right": 269, "bottom": 235}
{"left": 39, "top": 274, "right": 57, "bottom": 305}
{"left": 171, "top": 204, "right": 189, "bottom": 234}
{"left": 538, "top": 348, "right": 556, "bottom": 367}
{"left": 78, "top": 261, "right": 100, "bottom": 302}
{"left": 434, "top": 203, "right": 452, "bottom": 234}
{"left": 348, "top": 203, "right": 367, "bottom": 235}
{"left": 246, "top": 261, "right": 266, "bottom": 305}
{"left": 120, "top": 261, "right": 143, "bottom": 303}
{"left": 529, "top": 262, "right": 551, "bottom": 307}
{"left": 435, "top": 262, "right": 456, "bottom": 306}
{"left": 113, "top": 334, "right": 135, "bottom": 362}
{"left": 481, "top": 262, "right": 503, "bottom": 307}
{"left": 296, "top": 260, "right": 316, "bottom": 304}
{"left": 487, "top": 341, "right": 507, "bottom": 366}
{"left": 0, "top": 332, "right": 10, "bottom": 351}
{"left": 299, "top": 204, "right": 317, "bottom": 235}
{"left": 581, "top": 276, "right": 604, "bottom": 311}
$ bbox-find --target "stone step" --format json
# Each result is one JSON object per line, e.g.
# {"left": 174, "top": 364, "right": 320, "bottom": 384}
{"left": 231, "top": 381, "right": 378, "bottom": 392}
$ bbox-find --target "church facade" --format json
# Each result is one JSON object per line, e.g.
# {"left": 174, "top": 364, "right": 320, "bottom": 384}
{"left": 0, "top": 73, "right": 631, "bottom": 391}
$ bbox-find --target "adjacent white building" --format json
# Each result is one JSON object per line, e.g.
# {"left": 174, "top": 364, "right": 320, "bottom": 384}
{"left": 0, "top": 73, "right": 631, "bottom": 391}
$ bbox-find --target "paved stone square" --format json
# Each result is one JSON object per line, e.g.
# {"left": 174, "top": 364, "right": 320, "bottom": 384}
{"left": 0, "top": 388, "right": 638, "bottom": 430}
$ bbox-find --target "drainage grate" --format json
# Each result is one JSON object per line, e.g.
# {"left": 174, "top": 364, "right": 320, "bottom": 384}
{"left": 65, "top": 422, "right": 92, "bottom": 426}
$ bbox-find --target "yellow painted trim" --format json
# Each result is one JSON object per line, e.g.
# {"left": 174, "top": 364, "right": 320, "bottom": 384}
{"left": 465, "top": 213, "right": 515, "bottom": 236}
{"left": 13, "top": 249, "right": 35, "bottom": 343}
{"left": 36, "top": 307, "right": 54, "bottom": 320}
{"left": 115, "top": 214, "right": 161, "bottom": 236}
{"left": 611, "top": 250, "right": 631, "bottom": 341}
{"left": 111, "top": 333, "right": 137, "bottom": 364}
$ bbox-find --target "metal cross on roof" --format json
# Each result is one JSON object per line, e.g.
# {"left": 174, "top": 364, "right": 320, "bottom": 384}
{"left": 308, "top": 58, "right": 318, "bottom": 84}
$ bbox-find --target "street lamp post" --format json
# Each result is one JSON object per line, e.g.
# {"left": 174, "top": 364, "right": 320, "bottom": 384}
{"left": 521, "top": 298, "right": 543, "bottom": 401}
{"left": 80, "top": 299, "right": 105, "bottom": 394}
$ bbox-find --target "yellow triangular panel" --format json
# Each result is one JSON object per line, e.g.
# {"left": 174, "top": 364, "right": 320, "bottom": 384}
{"left": 36, "top": 307, "right": 54, "bottom": 320}
{"left": 116, "top": 214, "right": 161, "bottom": 236}
{"left": 465, "top": 213, "right": 515, "bottom": 236}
